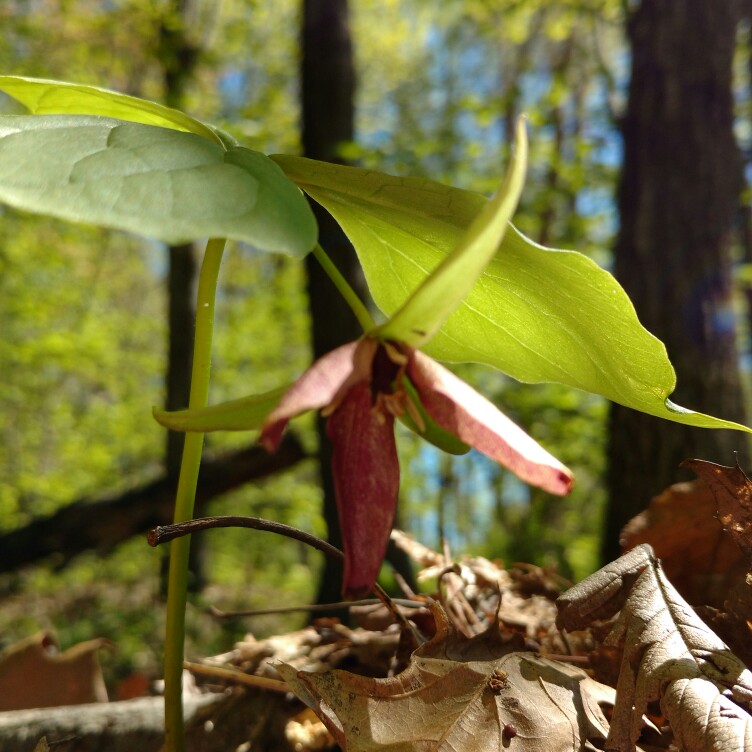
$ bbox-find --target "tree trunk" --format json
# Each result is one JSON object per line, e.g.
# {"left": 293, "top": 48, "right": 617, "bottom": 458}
{"left": 300, "top": 0, "right": 365, "bottom": 607}
{"left": 300, "top": 0, "right": 418, "bottom": 603}
{"left": 157, "top": 0, "right": 205, "bottom": 591}
{"left": 603, "top": 0, "right": 748, "bottom": 562}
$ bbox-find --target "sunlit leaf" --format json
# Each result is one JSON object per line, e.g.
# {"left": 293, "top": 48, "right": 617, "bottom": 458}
{"left": 0, "top": 115, "right": 317, "bottom": 254}
{"left": 273, "top": 154, "right": 750, "bottom": 433}
{"left": 0, "top": 75, "right": 221, "bottom": 144}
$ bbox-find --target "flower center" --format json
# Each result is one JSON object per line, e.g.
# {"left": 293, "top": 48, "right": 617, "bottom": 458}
{"left": 370, "top": 344, "right": 400, "bottom": 400}
{"left": 370, "top": 342, "right": 408, "bottom": 420}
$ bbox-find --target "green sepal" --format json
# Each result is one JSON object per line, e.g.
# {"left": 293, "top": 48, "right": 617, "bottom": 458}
{"left": 153, "top": 386, "right": 288, "bottom": 433}
{"left": 399, "top": 378, "right": 471, "bottom": 455}
{"left": 378, "top": 117, "right": 527, "bottom": 347}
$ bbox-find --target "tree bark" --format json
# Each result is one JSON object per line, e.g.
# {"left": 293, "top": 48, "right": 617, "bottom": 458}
{"left": 300, "top": 0, "right": 366, "bottom": 606}
{"left": 157, "top": 0, "right": 205, "bottom": 590}
{"left": 604, "top": 0, "right": 748, "bottom": 562}
{"left": 300, "top": 0, "right": 418, "bottom": 603}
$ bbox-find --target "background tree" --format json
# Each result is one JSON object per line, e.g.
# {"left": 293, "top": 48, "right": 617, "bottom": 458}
{"left": 300, "top": 0, "right": 364, "bottom": 607}
{"left": 603, "top": 0, "right": 749, "bottom": 561}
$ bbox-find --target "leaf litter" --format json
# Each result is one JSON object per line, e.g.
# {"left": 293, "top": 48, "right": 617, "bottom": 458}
{"left": 184, "top": 488, "right": 752, "bottom": 752}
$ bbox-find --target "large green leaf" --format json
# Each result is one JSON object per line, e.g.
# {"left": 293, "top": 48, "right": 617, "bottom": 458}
{"left": 0, "top": 75, "right": 221, "bottom": 144}
{"left": 0, "top": 115, "right": 316, "bottom": 254}
{"left": 273, "top": 154, "right": 750, "bottom": 433}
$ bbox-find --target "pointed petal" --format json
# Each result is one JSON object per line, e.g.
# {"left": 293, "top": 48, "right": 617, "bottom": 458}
{"left": 260, "top": 341, "right": 362, "bottom": 451}
{"left": 326, "top": 383, "right": 400, "bottom": 599}
{"left": 408, "top": 350, "right": 573, "bottom": 495}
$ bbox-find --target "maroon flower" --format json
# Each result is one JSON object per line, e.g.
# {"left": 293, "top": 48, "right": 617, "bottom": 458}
{"left": 261, "top": 338, "right": 573, "bottom": 598}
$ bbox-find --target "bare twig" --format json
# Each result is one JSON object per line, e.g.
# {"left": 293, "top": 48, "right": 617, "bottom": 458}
{"left": 182, "top": 661, "right": 288, "bottom": 693}
{"left": 148, "top": 515, "right": 424, "bottom": 643}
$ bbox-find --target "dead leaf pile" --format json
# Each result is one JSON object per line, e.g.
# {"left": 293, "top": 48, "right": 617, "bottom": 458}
{"left": 620, "top": 478, "right": 745, "bottom": 607}
{"left": 279, "top": 602, "right": 614, "bottom": 751}
{"left": 210, "top": 620, "right": 404, "bottom": 684}
{"left": 390, "top": 529, "right": 564, "bottom": 645}
{"left": 192, "top": 510, "right": 752, "bottom": 752}
{"left": 192, "top": 536, "right": 593, "bottom": 751}
{"left": 557, "top": 544, "right": 752, "bottom": 751}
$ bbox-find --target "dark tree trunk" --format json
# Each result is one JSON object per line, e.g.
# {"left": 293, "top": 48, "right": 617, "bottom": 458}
{"left": 165, "top": 243, "right": 198, "bottom": 474}
{"left": 157, "top": 0, "right": 205, "bottom": 591}
{"left": 301, "top": 0, "right": 365, "bottom": 607}
{"left": 159, "top": 0, "right": 201, "bottom": 473}
{"left": 603, "top": 0, "right": 748, "bottom": 562}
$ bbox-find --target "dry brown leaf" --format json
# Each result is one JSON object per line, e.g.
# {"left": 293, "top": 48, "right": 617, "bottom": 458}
{"left": 0, "top": 631, "right": 110, "bottom": 711}
{"left": 278, "top": 603, "right": 614, "bottom": 751}
{"left": 620, "top": 479, "right": 745, "bottom": 606}
{"left": 698, "top": 573, "right": 752, "bottom": 668}
{"left": 392, "top": 530, "right": 560, "bottom": 642}
{"left": 681, "top": 459, "right": 752, "bottom": 563}
{"left": 223, "top": 621, "right": 401, "bottom": 682}
{"left": 557, "top": 544, "right": 752, "bottom": 751}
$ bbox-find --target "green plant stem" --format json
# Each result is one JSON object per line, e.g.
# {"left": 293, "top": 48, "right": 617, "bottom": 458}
{"left": 312, "top": 242, "right": 374, "bottom": 331}
{"left": 163, "top": 237, "right": 226, "bottom": 752}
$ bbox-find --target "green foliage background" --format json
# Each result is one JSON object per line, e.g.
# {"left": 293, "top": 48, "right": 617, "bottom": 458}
{"left": 0, "top": 0, "right": 624, "bottom": 689}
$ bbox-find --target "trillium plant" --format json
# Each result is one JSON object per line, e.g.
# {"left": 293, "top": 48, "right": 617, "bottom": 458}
{"left": 261, "top": 334, "right": 572, "bottom": 599}
{"left": 0, "top": 76, "right": 749, "bottom": 750}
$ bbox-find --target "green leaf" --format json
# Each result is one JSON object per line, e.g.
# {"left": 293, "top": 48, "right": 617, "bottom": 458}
{"left": 0, "top": 75, "right": 221, "bottom": 144}
{"left": 0, "top": 115, "right": 317, "bottom": 254}
{"left": 378, "top": 117, "right": 527, "bottom": 346}
{"left": 153, "top": 387, "right": 288, "bottom": 433}
{"left": 273, "top": 154, "right": 750, "bottom": 433}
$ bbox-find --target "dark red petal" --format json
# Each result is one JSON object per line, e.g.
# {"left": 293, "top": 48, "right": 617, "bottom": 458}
{"left": 326, "top": 382, "right": 400, "bottom": 599}
{"left": 260, "top": 341, "right": 361, "bottom": 452}
{"left": 408, "top": 350, "right": 573, "bottom": 495}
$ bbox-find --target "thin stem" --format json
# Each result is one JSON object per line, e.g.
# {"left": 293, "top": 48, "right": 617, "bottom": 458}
{"left": 163, "top": 237, "right": 225, "bottom": 752}
{"left": 208, "top": 597, "right": 426, "bottom": 619}
{"left": 150, "top": 514, "right": 423, "bottom": 646}
{"left": 312, "top": 243, "right": 374, "bottom": 331}
{"left": 183, "top": 661, "right": 289, "bottom": 693}
{"left": 151, "top": 514, "right": 342, "bottom": 560}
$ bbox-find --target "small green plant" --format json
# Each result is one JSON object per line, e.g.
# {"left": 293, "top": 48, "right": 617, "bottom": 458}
{"left": 0, "top": 75, "right": 748, "bottom": 750}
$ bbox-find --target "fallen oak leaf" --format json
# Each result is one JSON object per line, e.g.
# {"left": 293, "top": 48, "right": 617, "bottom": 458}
{"left": 556, "top": 544, "right": 752, "bottom": 751}
{"left": 663, "top": 677, "right": 752, "bottom": 751}
{"left": 697, "top": 573, "right": 752, "bottom": 668}
{"left": 681, "top": 459, "right": 752, "bottom": 564}
{"left": 620, "top": 478, "right": 745, "bottom": 607}
{"left": 277, "top": 602, "right": 614, "bottom": 751}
